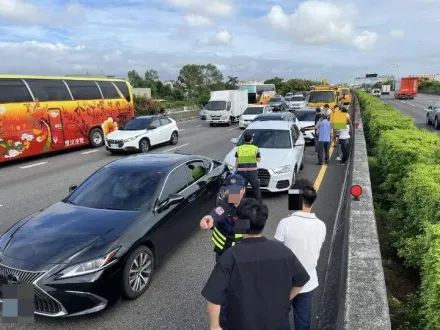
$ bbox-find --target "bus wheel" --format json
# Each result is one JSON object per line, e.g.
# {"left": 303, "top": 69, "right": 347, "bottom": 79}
{"left": 89, "top": 128, "right": 104, "bottom": 148}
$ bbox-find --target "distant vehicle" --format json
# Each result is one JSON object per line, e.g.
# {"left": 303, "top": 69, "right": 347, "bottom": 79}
{"left": 395, "top": 77, "right": 418, "bottom": 99}
{"left": 381, "top": 85, "right": 391, "bottom": 95}
{"left": 285, "top": 92, "right": 294, "bottom": 97}
{"left": 0, "top": 75, "right": 134, "bottom": 164}
{"left": 371, "top": 89, "right": 381, "bottom": 97}
{"left": 268, "top": 96, "right": 287, "bottom": 111}
{"left": 426, "top": 102, "right": 440, "bottom": 129}
{"left": 224, "top": 120, "right": 305, "bottom": 192}
{"left": 239, "top": 105, "right": 272, "bottom": 129}
{"left": 288, "top": 95, "right": 306, "bottom": 111}
{"left": 293, "top": 108, "right": 316, "bottom": 143}
{"left": 0, "top": 153, "right": 228, "bottom": 317}
{"left": 205, "top": 90, "right": 248, "bottom": 126}
{"left": 106, "top": 115, "right": 179, "bottom": 153}
{"left": 239, "top": 83, "right": 276, "bottom": 105}
{"left": 199, "top": 109, "right": 206, "bottom": 120}
{"left": 252, "top": 112, "right": 298, "bottom": 124}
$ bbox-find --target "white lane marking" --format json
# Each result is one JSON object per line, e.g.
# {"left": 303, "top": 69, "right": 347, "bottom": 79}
{"left": 409, "top": 103, "right": 416, "bottom": 107}
{"left": 161, "top": 143, "right": 190, "bottom": 153}
{"left": 0, "top": 204, "right": 3, "bottom": 208}
{"left": 195, "top": 124, "right": 203, "bottom": 127}
{"left": 81, "top": 150, "right": 99, "bottom": 155}
{"left": 228, "top": 127, "right": 239, "bottom": 131}
{"left": 20, "top": 162, "right": 47, "bottom": 169}
{"left": 179, "top": 129, "right": 186, "bottom": 132}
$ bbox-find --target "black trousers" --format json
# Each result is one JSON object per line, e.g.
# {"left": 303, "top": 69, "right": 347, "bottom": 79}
{"left": 236, "top": 170, "right": 263, "bottom": 203}
{"left": 318, "top": 141, "right": 330, "bottom": 164}
{"left": 339, "top": 138, "right": 350, "bottom": 163}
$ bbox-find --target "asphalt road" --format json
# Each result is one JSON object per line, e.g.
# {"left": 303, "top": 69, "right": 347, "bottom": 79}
{"left": 381, "top": 92, "right": 440, "bottom": 131}
{"left": 0, "top": 118, "right": 346, "bottom": 329}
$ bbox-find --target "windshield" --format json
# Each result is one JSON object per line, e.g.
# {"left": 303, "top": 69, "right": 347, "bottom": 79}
{"left": 123, "top": 118, "right": 152, "bottom": 130}
{"left": 284, "top": 97, "right": 292, "bottom": 101}
{"left": 237, "top": 129, "right": 291, "bottom": 149}
{"left": 67, "top": 166, "right": 163, "bottom": 211}
{"left": 308, "top": 91, "right": 335, "bottom": 103}
{"left": 294, "top": 111, "right": 315, "bottom": 122}
{"left": 342, "top": 89, "right": 349, "bottom": 95}
{"left": 292, "top": 96, "right": 305, "bottom": 102}
{"left": 205, "top": 101, "right": 226, "bottom": 111}
{"left": 244, "top": 107, "right": 264, "bottom": 115}
{"left": 269, "top": 97, "right": 282, "bottom": 102}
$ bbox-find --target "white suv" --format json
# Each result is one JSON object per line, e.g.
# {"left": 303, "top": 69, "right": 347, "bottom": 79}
{"left": 105, "top": 115, "right": 179, "bottom": 153}
{"left": 224, "top": 120, "right": 305, "bottom": 192}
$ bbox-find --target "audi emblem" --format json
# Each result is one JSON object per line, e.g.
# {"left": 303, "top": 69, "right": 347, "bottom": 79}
{"left": 6, "top": 274, "right": 19, "bottom": 284}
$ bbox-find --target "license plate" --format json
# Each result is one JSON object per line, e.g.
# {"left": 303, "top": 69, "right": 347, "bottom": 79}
{"left": 110, "top": 144, "right": 118, "bottom": 148}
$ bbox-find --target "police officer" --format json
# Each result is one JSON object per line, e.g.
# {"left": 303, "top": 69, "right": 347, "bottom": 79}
{"left": 199, "top": 174, "right": 247, "bottom": 262}
{"left": 234, "top": 131, "right": 263, "bottom": 203}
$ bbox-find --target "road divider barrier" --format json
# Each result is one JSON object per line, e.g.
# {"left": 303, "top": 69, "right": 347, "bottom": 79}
{"left": 167, "top": 110, "right": 200, "bottom": 122}
{"left": 356, "top": 91, "right": 440, "bottom": 329}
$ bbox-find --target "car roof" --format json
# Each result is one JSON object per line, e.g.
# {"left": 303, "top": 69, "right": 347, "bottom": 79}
{"left": 295, "top": 107, "right": 315, "bottom": 112}
{"left": 246, "top": 120, "right": 292, "bottom": 131}
{"left": 246, "top": 104, "right": 265, "bottom": 108}
{"left": 135, "top": 115, "right": 168, "bottom": 120}
{"left": 106, "top": 153, "right": 205, "bottom": 171}
{"left": 256, "top": 112, "right": 291, "bottom": 118}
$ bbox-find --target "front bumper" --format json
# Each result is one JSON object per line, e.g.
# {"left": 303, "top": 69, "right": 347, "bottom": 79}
{"left": 239, "top": 121, "right": 251, "bottom": 128}
{"left": 302, "top": 130, "right": 315, "bottom": 142}
{"left": 241, "top": 168, "right": 293, "bottom": 192}
{"left": 207, "top": 118, "right": 229, "bottom": 123}
{"left": 0, "top": 261, "right": 121, "bottom": 317}
{"left": 105, "top": 139, "right": 139, "bottom": 152}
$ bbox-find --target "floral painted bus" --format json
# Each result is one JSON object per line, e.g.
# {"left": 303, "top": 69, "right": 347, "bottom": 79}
{"left": 0, "top": 75, "right": 134, "bottom": 163}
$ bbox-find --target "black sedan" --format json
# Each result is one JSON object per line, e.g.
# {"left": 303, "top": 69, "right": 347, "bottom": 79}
{"left": 0, "top": 153, "right": 228, "bottom": 317}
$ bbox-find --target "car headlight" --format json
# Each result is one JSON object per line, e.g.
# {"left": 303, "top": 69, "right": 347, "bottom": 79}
{"left": 273, "top": 165, "right": 291, "bottom": 174}
{"left": 226, "top": 164, "right": 235, "bottom": 171}
{"left": 57, "top": 247, "right": 120, "bottom": 279}
{"left": 123, "top": 135, "right": 140, "bottom": 143}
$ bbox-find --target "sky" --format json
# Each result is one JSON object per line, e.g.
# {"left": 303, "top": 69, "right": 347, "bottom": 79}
{"left": 0, "top": 0, "right": 439, "bottom": 83}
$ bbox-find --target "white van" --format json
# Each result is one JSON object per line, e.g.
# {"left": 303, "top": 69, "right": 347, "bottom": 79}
{"left": 239, "top": 105, "right": 272, "bottom": 129}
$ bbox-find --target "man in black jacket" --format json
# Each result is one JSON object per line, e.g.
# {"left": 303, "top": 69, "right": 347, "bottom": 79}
{"left": 313, "top": 107, "right": 322, "bottom": 153}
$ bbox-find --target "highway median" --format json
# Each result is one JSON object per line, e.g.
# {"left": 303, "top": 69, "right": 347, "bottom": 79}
{"left": 356, "top": 91, "right": 440, "bottom": 329}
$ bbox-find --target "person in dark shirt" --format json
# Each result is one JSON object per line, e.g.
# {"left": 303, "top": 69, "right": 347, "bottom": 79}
{"left": 201, "top": 199, "right": 310, "bottom": 330}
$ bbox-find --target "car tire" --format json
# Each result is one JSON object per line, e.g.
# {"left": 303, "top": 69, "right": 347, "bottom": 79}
{"left": 169, "top": 131, "right": 178, "bottom": 145}
{"left": 436, "top": 117, "right": 440, "bottom": 130}
{"left": 426, "top": 115, "right": 431, "bottom": 125}
{"left": 300, "top": 155, "right": 305, "bottom": 170}
{"left": 209, "top": 123, "right": 214, "bottom": 127}
{"left": 139, "top": 138, "right": 150, "bottom": 153}
{"left": 227, "top": 118, "right": 232, "bottom": 126}
{"left": 122, "top": 245, "right": 155, "bottom": 300}
{"left": 89, "top": 128, "right": 104, "bottom": 148}
{"left": 291, "top": 170, "right": 296, "bottom": 187}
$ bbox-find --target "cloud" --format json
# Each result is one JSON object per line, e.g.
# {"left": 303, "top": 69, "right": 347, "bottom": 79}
{"left": 266, "top": 2, "right": 378, "bottom": 50}
{"left": 390, "top": 30, "right": 404, "bottom": 39}
{"left": 209, "top": 30, "right": 233, "bottom": 45}
{"left": 166, "top": 0, "right": 235, "bottom": 17}
{"left": 184, "top": 14, "right": 211, "bottom": 26}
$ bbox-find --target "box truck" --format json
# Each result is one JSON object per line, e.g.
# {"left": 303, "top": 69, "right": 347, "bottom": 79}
{"left": 394, "top": 77, "right": 418, "bottom": 99}
{"left": 205, "top": 90, "right": 248, "bottom": 126}
{"left": 381, "top": 84, "right": 391, "bottom": 95}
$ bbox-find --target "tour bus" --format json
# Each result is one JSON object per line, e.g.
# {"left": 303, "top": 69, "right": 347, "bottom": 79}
{"left": 239, "top": 83, "right": 276, "bottom": 104}
{"left": 0, "top": 75, "right": 134, "bottom": 163}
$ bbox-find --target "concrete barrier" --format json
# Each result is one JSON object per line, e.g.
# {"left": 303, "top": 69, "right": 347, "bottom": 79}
{"left": 167, "top": 110, "right": 200, "bottom": 122}
{"left": 343, "top": 97, "right": 391, "bottom": 329}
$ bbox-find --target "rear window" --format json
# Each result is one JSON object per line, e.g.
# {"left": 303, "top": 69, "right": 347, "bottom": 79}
{"left": 114, "top": 81, "right": 131, "bottom": 102}
{"left": 270, "top": 98, "right": 282, "bottom": 102}
{"left": 244, "top": 107, "right": 264, "bottom": 115}
{"left": 0, "top": 78, "right": 33, "bottom": 103}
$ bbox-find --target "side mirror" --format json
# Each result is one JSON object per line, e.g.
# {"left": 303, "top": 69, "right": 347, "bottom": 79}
{"left": 149, "top": 125, "right": 157, "bottom": 130}
{"left": 157, "top": 194, "right": 184, "bottom": 212}
{"left": 300, "top": 128, "right": 306, "bottom": 133}
{"left": 295, "top": 141, "right": 304, "bottom": 147}
{"left": 428, "top": 106, "right": 433, "bottom": 110}
{"left": 227, "top": 104, "right": 231, "bottom": 110}
{"left": 231, "top": 137, "right": 238, "bottom": 144}
{"left": 69, "top": 184, "right": 77, "bottom": 193}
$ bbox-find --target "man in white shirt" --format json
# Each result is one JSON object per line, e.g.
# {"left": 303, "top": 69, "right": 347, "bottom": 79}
{"left": 275, "top": 179, "right": 327, "bottom": 330}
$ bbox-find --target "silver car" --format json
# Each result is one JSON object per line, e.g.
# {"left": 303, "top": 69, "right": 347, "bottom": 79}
{"left": 288, "top": 95, "right": 306, "bottom": 110}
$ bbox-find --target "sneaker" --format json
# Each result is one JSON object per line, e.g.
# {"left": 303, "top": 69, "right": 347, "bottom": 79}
{"left": 336, "top": 157, "right": 341, "bottom": 161}
{"left": 338, "top": 161, "right": 346, "bottom": 165}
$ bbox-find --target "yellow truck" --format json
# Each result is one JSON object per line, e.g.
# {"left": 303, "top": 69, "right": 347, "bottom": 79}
{"left": 307, "top": 79, "right": 339, "bottom": 110}
{"left": 338, "top": 86, "right": 351, "bottom": 107}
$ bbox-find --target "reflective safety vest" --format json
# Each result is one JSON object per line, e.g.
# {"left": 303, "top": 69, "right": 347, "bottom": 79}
{"left": 212, "top": 226, "right": 243, "bottom": 254}
{"left": 236, "top": 144, "right": 259, "bottom": 171}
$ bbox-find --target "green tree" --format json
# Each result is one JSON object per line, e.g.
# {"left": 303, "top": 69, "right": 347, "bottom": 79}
{"left": 127, "top": 69, "right": 145, "bottom": 88}
{"left": 264, "top": 77, "right": 284, "bottom": 92}
{"left": 177, "top": 64, "right": 204, "bottom": 99}
{"left": 226, "top": 76, "right": 239, "bottom": 90}
{"left": 144, "top": 69, "right": 159, "bottom": 82}
{"left": 200, "top": 64, "right": 224, "bottom": 87}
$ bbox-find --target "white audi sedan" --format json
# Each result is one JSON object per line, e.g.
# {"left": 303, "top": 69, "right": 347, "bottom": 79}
{"left": 105, "top": 115, "right": 179, "bottom": 153}
{"left": 224, "top": 120, "right": 305, "bottom": 192}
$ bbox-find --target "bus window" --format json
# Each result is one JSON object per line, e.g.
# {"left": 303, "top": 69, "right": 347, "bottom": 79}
{"left": 25, "top": 79, "right": 72, "bottom": 102}
{"left": 114, "top": 81, "right": 131, "bottom": 102}
{"left": 97, "top": 81, "right": 120, "bottom": 99}
{"left": 0, "top": 78, "right": 33, "bottom": 103}
{"left": 65, "top": 80, "right": 102, "bottom": 100}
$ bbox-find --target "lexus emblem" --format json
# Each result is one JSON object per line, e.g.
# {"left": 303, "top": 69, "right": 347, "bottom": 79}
{"left": 6, "top": 274, "right": 19, "bottom": 284}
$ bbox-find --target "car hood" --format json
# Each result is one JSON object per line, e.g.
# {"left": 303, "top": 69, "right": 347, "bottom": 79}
{"left": 107, "top": 129, "right": 146, "bottom": 139}
{"left": 241, "top": 114, "right": 261, "bottom": 121}
{"left": 291, "top": 101, "right": 305, "bottom": 104}
{"left": 297, "top": 121, "right": 315, "bottom": 129}
{"left": 268, "top": 102, "right": 282, "bottom": 106}
{"left": 224, "top": 147, "right": 293, "bottom": 170}
{"left": 0, "top": 202, "right": 141, "bottom": 270}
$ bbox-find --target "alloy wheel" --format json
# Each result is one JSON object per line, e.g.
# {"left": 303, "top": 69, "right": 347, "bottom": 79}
{"left": 171, "top": 132, "right": 178, "bottom": 144}
{"left": 93, "top": 131, "right": 103, "bottom": 145}
{"left": 129, "top": 252, "right": 152, "bottom": 292}
{"left": 140, "top": 140, "right": 149, "bottom": 153}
